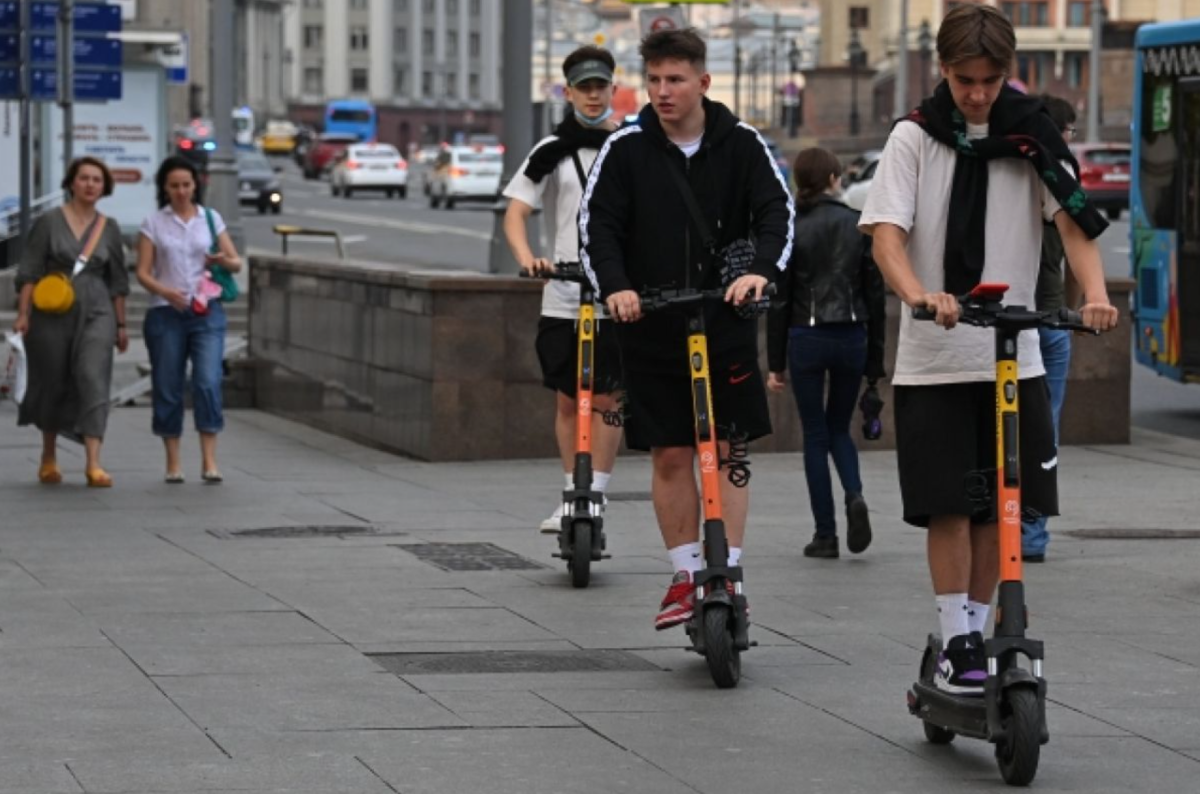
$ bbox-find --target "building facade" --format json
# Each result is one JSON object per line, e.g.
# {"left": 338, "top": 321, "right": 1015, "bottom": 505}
{"left": 285, "top": 0, "right": 504, "bottom": 149}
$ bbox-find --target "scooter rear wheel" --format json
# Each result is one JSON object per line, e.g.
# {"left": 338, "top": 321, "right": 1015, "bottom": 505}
{"left": 703, "top": 607, "right": 740, "bottom": 689}
{"left": 568, "top": 520, "right": 592, "bottom": 589}
{"left": 995, "top": 688, "right": 1041, "bottom": 786}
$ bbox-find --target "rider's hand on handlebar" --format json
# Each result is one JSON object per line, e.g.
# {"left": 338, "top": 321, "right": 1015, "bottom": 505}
{"left": 1079, "top": 301, "right": 1119, "bottom": 332}
{"left": 766, "top": 371, "right": 787, "bottom": 393}
{"left": 519, "top": 256, "right": 555, "bottom": 276}
{"left": 606, "top": 290, "right": 642, "bottom": 323}
{"left": 725, "top": 274, "right": 769, "bottom": 305}
{"left": 919, "top": 292, "right": 960, "bottom": 329}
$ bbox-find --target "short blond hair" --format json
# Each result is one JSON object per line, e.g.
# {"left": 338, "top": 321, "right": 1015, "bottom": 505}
{"left": 937, "top": 4, "right": 1015, "bottom": 71}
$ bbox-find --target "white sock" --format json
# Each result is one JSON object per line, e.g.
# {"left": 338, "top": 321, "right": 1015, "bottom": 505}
{"left": 564, "top": 472, "right": 574, "bottom": 489}
{"left": 935, "top": 593, "right": 971, "bottom": 642}
{"left": 668, "top": 542, "right": 703, "bottom": 575}
{"left": 593, "top": 471, "right": 611, "bottom": 493}
{"left": 968, "top": 600, "right": 991, "bottom": 636}
{"left": 727, "top": 546, "right": 742, "bottom": 567}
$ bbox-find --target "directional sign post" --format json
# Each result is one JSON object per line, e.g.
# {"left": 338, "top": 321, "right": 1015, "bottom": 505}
{"left": 32, "top": 67, "right": 121, "bottom": 101}
{"left": 32, "top": 33, "right": 122, "bottom": 67}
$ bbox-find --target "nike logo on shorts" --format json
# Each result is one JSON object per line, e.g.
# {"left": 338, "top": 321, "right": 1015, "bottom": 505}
{"left": 729, "top": 372, "right": 751, "bottom": 385}
{"left": 1041, "top": 456, "right": 1058, "bottom": 471}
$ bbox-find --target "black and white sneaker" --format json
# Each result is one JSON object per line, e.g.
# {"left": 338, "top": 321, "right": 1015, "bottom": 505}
{"left": 934, "top": 634, "right": 987, "bottom": 696}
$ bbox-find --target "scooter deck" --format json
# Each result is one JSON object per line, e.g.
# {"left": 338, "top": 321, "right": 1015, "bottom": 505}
{"left": 908, "top": 680, "right": 990, "bottom": 741}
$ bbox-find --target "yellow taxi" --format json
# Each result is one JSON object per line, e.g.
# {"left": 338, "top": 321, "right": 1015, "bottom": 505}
{"left": 260, "top": 120, "right": 298, "bottom": 154}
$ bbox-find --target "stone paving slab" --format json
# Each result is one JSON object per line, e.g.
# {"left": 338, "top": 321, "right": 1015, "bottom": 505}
{"left": 0, "top": 404, "right": 1198, "bottom": 792}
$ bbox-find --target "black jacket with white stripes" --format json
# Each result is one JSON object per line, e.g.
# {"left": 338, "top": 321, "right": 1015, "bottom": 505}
{"left": 580, "top": 98, "right": 794, "bottom": 366}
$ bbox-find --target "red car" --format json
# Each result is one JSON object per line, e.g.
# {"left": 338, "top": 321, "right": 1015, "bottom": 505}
{"left": 1070, "top": 142, "right": 1131, "bottom": 220}
{"left": 302, "top": 133, "right": 358, "bottom": 180}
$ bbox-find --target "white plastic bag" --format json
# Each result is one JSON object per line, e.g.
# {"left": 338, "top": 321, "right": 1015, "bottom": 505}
{"left": 3, "top": 331, "right": 27, "bottom": 404}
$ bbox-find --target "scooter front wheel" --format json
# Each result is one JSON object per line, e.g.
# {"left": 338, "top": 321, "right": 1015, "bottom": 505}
{"left": 995, "top": 688, "right": 1041, "bottom": 786}
{"left": 703, "top": 606, "right": 740, "bottom": 689}
{"left": 568, "top": 520, "right": 592, "bottom": 589}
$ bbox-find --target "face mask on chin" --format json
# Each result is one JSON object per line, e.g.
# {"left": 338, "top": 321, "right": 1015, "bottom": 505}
{"left": 574, "top": 107, "right": 614, "bottom": 127}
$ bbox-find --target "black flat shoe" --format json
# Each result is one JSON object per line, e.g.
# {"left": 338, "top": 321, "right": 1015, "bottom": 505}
{"left": 845, "top": 494, "right": 872, "bottom": 554}
{"left": 804, "top": 534, "right": 839, "bottom": 559}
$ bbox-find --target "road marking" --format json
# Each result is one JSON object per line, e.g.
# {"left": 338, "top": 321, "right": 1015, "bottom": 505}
{"left": 1113, "top": 247, "right": 1130, "bottom": 254}
{"left": 298, "top": 209, "right": 491, "bottom": 241}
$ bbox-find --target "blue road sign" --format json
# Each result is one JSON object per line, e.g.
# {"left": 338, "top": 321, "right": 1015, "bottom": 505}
{"left": 0, "top": 32, "right": 15, "bottom": 60}
{"left": 32, "top": 67, "right": 121, "bottom": 101}
{"left": 0, "top": 3, "right": 16, "bottom": 30}
{"left": 31, "top": 34, "right": 122, "bottom": 67}
{"left": 30, "top": 2, "right": 122, "bottom": 33}
{"left": 0, "top": 65, "right": 16, "bottom": 99}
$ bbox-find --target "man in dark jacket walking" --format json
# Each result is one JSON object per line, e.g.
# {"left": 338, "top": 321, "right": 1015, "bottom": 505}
{"left": 580, "top": 28, "right": 794, "bottom": 630}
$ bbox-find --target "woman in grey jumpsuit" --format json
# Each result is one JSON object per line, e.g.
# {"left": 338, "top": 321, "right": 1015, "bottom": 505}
{"left": 11, "top": 157, "right": 130, "bottom": 487}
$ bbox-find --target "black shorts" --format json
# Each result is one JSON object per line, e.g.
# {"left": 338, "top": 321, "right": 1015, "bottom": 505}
{"left": 535, "top": 317, "right": 622, "bottom": 397}
{"left": 622, "top": 351, "right": 772, "bottom": 452}
{"left": 894, "top": 379, "right": 1058, "bottom": 528}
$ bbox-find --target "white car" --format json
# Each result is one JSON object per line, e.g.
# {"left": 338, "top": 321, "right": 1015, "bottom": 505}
{"left": 428, "top": 144, "right": 504, "bottom": 209}
{"left": 330, "top": 143, "right": 409, "bottom": 199}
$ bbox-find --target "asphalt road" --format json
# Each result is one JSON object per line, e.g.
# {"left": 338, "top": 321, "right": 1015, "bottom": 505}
{"left": 242, "top": 157, "right": 498, "bottom": 271}
{"left": 239, "top": 162, "right": 1197, "bottom": 439}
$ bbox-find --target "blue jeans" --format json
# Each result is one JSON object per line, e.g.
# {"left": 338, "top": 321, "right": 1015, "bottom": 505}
{"left": 787, "top": 325, "right": 867, "bottom": 538}
{"left": 144, "top": 304, "right": 227, "bottom": 437}
{"left": 1022, "top": 327, "right": 1071, "bottom": 555}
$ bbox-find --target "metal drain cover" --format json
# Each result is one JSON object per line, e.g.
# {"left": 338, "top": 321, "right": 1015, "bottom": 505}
{"left": 1063, "top": 528, "right": 1200, "bottom": 540}
{"left": 394, "top": 542, "right": 548, "bottom": 571}
{"left": 209, "top": 525, "right": 379, "bottom": 540}
{"left": 604, "top": 491, "right": 652, "bottom": 502}
{"left": 370, "top": 649, "right": 659, "bottom": 675}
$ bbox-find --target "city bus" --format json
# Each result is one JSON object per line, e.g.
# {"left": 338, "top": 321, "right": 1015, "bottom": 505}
{"left": 1131, "top": 19, "right": 1200, "bottom": 384}
{"left": 323, "top": 99, "right": 377, "bottom": 142}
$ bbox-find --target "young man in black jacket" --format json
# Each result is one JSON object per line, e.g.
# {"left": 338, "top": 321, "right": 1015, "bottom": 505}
{"left": 580, "top": 28, "right": 794, "bottom": 630}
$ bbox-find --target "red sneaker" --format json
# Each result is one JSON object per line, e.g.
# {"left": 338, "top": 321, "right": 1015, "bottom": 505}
{"left": 655, "top": 571, "right": 695, "bottom": 630}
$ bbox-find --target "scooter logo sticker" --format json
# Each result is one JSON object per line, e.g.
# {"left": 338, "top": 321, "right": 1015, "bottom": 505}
{"left": 1004, "top": 499, "right": 1019, "bottom": 517}
{"left": 700, "top": 450, "right": 717, "bottom": 473}
{"left": 578, "top": 396, "right": 591, "bottom": 417}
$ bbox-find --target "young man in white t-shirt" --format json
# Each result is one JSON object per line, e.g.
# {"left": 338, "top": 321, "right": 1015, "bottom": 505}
{"left": 503, "top": 46, "right": 623, "bottom": 532}
{"left": 859, "top": 5, "right": 1118, "bottom": 695}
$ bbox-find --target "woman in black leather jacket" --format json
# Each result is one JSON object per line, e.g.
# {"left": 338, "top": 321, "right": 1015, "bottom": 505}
{"left": 767, "top": 147, "right": 886, "bottom": 559}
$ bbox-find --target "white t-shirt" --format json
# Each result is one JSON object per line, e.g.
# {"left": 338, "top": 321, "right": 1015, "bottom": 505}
{"left": 677, "top": 135, "right": 703, "bottom": 158}
{"left": 503, "top": 136, "right": 601, "bottom": 319}
{"left": 859, "top": 121, "right": 1061, "bottom": 385}
{"left": 139, "top": 204, "right": 227, "bottom": 309}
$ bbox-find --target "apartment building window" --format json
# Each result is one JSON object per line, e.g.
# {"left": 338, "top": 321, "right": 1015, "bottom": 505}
{"left": 469, "top": 72, "right": 480, "bottom": 99}
{"left": 447, "top": 33, "right": 458, "bottom": 58}
{"left": 449, "top": 0, "right": 459, "bottom": 13}
{"left": 303, "top": 66, "right": 323, "bottom": 94}
{"left": 351, "top": 68, "right": 369, "bottom": 93}
{"left": 303, "top": 0, "right": 322, "bottom": 7}
{"left": 394, "top": 67, "right": 408, "bottom": 95}
{"left": 1001, "top": 1, "right": 1049, "bottom": 27}
{"left": 848, "top": 7, "right": 869, "bottom": 29}
{"left": 470, "top": 0, "right": 480, "bottom": 15}
{"left": 350, "top": 26, "right": 369, "bottom": 50}
{"left": 303, "top": 25, "right": 322, "bottom": 49}
{"left": 423, "top": 0, "right": 434, "bottom": 12}
{"left": 350, "top": 0, "right": 368, "bottom": 9}
{"left": 422, "top": 29, "right": 434, "bottom": 56}
{"left": 1066, "top": 52, "right": 1086, "bottom": 87}
{"left": 469, "top": 32, "right": 480, "bottom": 57}
{"left": 1067, "top": 1, "right": 1092, "bottom": 26}
{"left": 395, "top": 0, "right": 407, "bottom": 11}
{"left": 446, "top": 71, "right": 457, "bottom": 98}
{"left": 395, "top": 27, "right": 408, "bottom": 53}
{"left": 422, "top": 71, "right": 433, "bottom": 96}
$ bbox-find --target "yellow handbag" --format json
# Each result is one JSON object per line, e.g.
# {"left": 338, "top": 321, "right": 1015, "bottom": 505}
{"left": 32, "top": 214, "right": 106, "bottom": 314}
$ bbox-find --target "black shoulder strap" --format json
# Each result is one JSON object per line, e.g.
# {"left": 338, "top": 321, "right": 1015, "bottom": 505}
{"left": 569, "top": 151, "right": 588, "bottom": 189}
{"left": 663, "top": 156, "right": 717, "bottom": 254}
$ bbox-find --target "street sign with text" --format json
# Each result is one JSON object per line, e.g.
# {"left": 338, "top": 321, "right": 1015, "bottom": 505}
{"left": 30, "top": 2, "right": 122, "bottom": 33}
{"left": 32, "top": 68, "right": 121, "bottom": 101}
{"left": 31, "top": 34, "right": 122, "bottom": 67}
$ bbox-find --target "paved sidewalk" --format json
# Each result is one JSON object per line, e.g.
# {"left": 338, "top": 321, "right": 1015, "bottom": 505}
{"left": 1, "top": 403, "right": 1198, "bottom": 794}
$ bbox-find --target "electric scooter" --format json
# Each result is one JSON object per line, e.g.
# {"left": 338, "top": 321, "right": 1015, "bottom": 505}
{"left": 636, "top": 284, "right": 773, "bottom": 689}
{"left": 523, "top": 263, "right": 612, "bottom": 588}
{"left": 907, "top": 282, "right": 1098, "bottom": 786}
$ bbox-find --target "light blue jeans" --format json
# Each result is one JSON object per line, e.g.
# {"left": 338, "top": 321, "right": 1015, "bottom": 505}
{"left": 1022, "top": 328, "right": 1071, "bottom": 555}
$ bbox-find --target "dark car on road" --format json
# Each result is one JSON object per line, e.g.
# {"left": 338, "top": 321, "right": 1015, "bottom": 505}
{"left": 237, "top": 150, "right": 283, "bottom": 214}
{"left": 1070, "top": 142, "right": 1131, "bottom": 220}
{"left": 302, "top": 133, "right": 358, "bottom": 180}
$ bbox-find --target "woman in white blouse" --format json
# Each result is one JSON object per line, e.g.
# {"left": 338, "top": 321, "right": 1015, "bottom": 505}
{"left": 135, "top": 156, "right": 241, "bottom": 483}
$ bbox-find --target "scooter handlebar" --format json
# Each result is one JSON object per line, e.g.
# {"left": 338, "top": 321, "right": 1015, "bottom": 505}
{"left": 638, "top": 283, "right": 777, "bottom": 314}
{"left": 911, "top": 301, "right": 1100, "bottom": 334}
{"left": 517, "top": 262, "right": 589, "bottom": 283}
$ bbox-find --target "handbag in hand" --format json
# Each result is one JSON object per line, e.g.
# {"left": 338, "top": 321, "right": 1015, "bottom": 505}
{"left": 203, "top": 207, "right": 239, "bottom": 303}
{"left": 663, "top": 157, "right": 763, "bottom": 319}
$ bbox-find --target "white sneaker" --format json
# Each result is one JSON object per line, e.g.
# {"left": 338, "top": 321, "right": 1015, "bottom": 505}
{"left": 539, "top": 503, "right": 565, "bottom": 534}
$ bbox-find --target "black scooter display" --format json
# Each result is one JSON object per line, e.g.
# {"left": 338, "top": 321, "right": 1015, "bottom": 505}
{"left": 907, "top": 283, "right": 1098, "bottom": 786}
